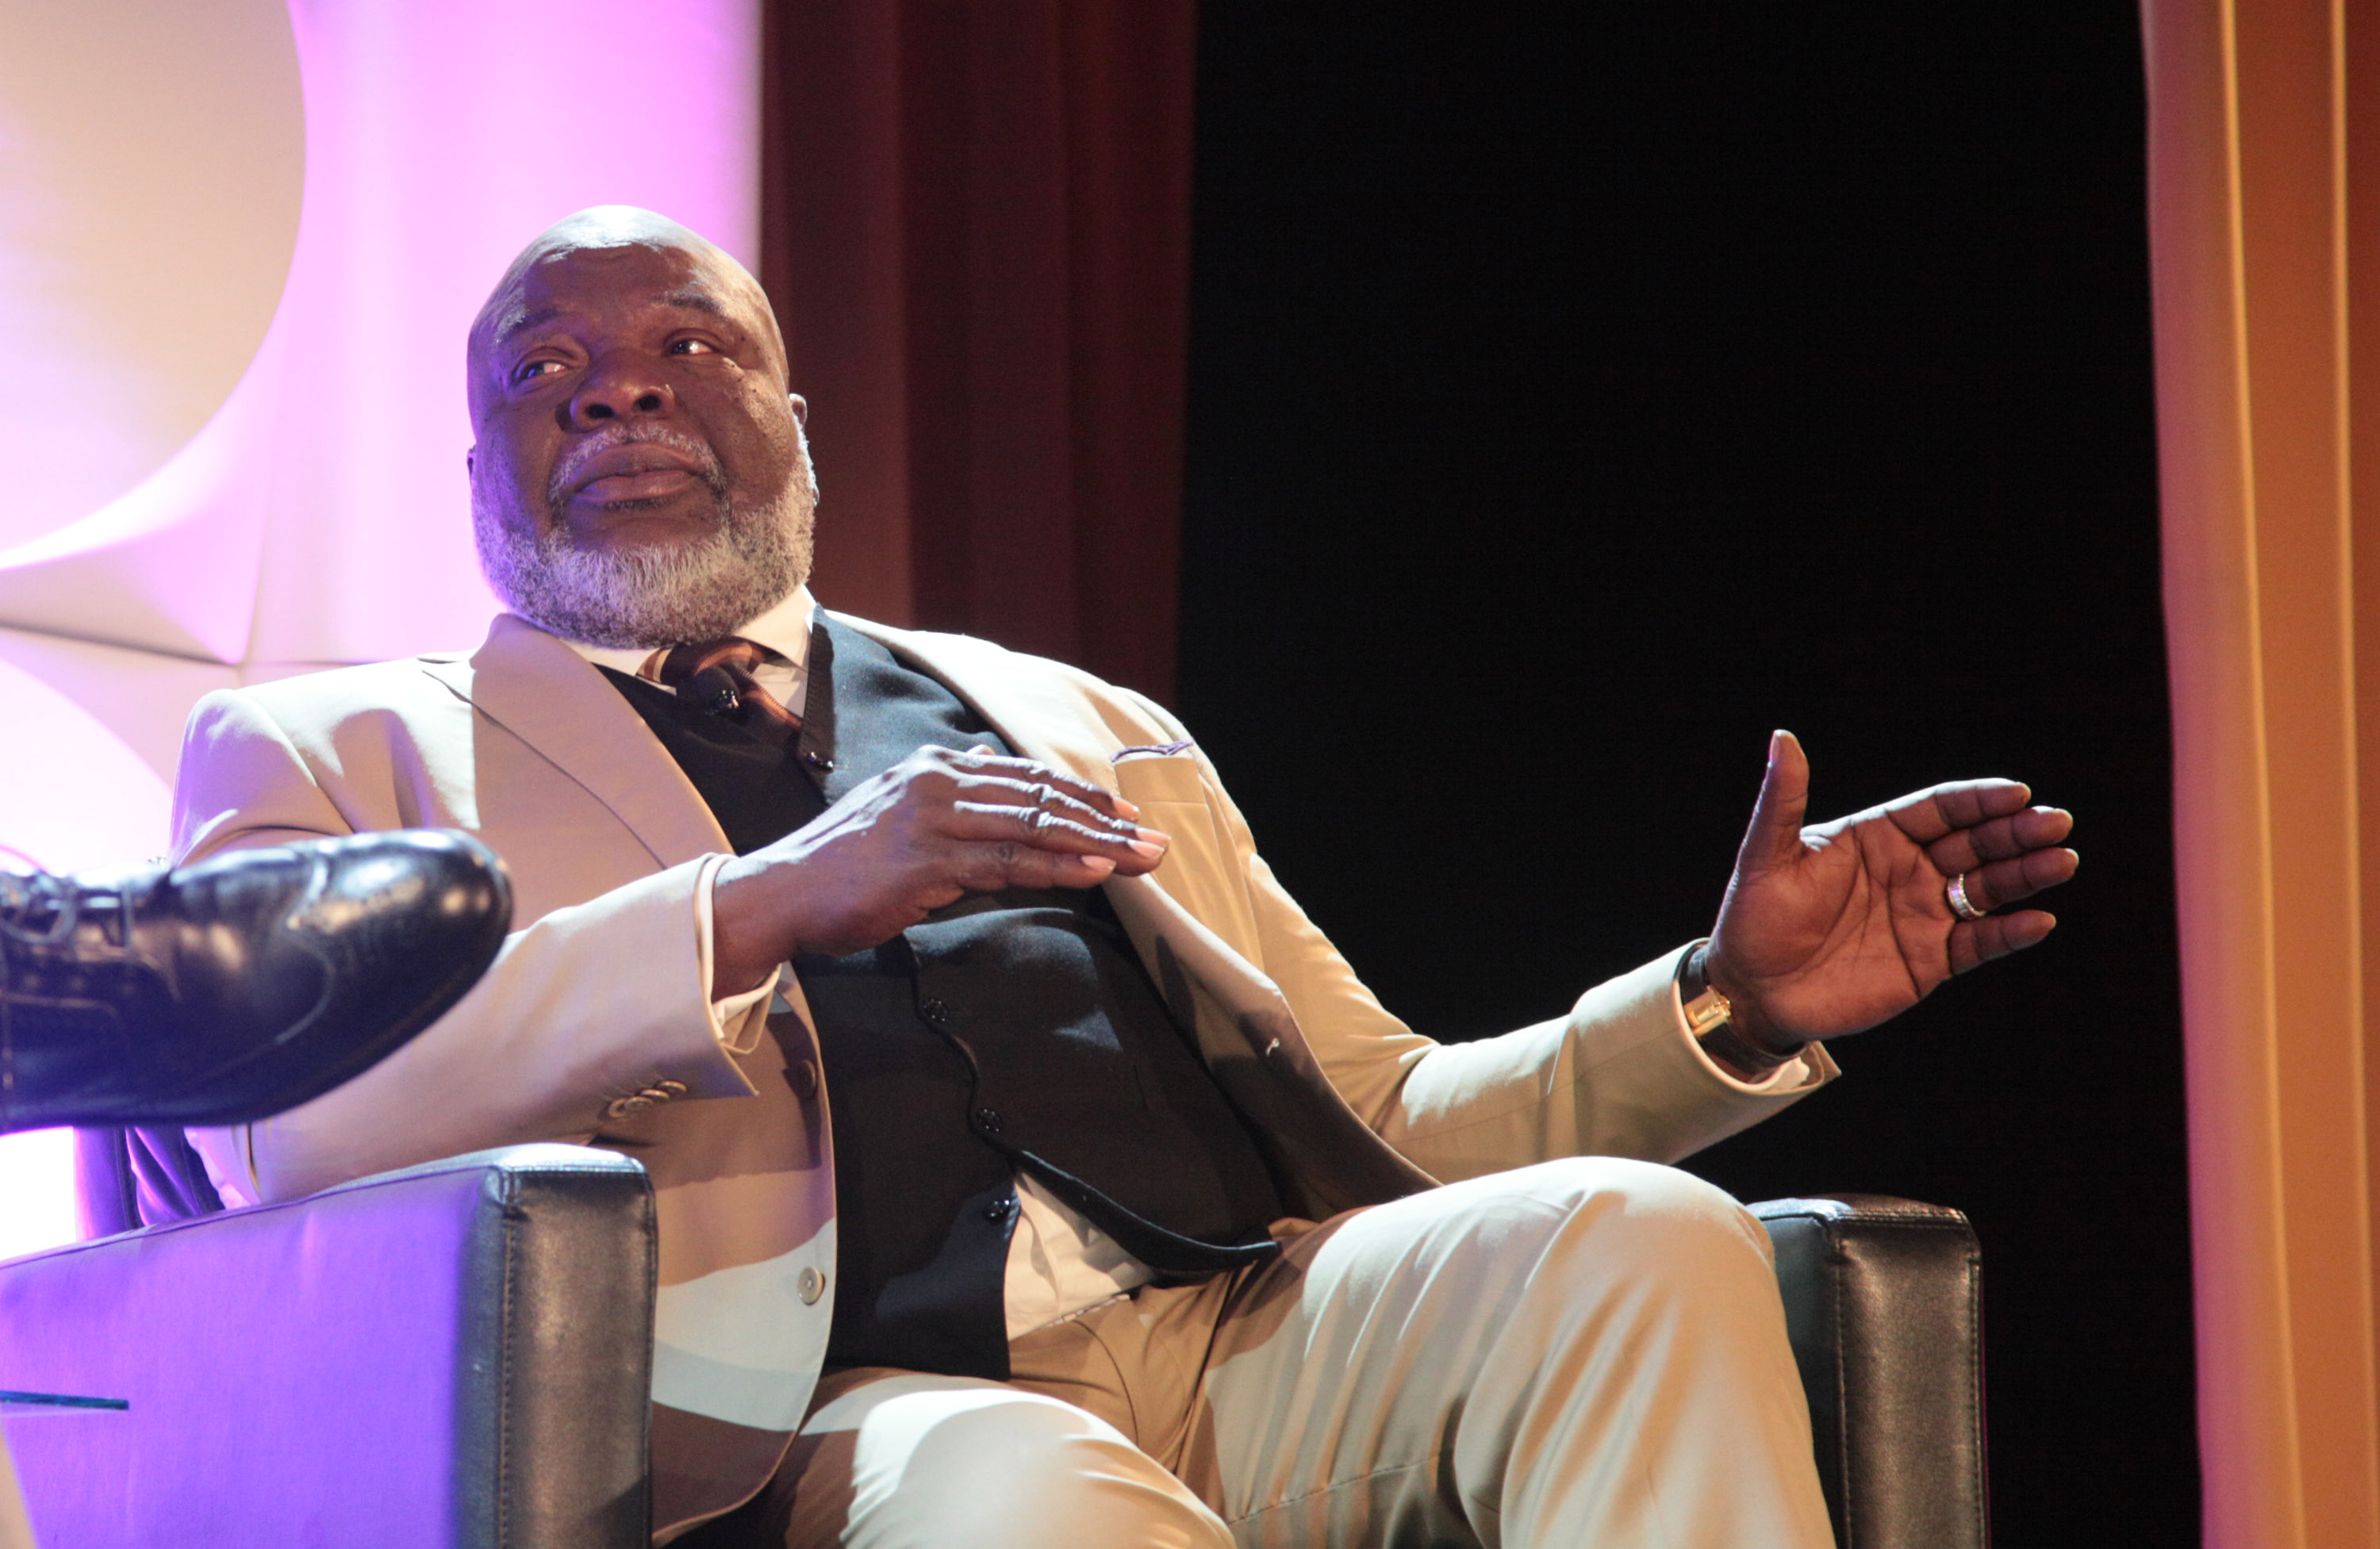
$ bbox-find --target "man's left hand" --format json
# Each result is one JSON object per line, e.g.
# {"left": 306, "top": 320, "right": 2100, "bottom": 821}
{"left": 1703, "top": 730, "right": 2078, "bottom": 1052}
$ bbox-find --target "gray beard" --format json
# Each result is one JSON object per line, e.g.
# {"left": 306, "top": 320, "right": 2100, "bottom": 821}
{"left": 474, "top": 429, "right": 815, "bottom": 650}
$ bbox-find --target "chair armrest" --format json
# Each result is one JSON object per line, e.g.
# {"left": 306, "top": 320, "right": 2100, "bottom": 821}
{"left": 1753, "top": 1194, "right": 1988, "bottom": 1549}
{"left": 0, "top": 1144, "right": 654, "bottom": 1549}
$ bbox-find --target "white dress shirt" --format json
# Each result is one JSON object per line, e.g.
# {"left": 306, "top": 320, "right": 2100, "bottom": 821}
{"left": 566, "top": 585, "right": 1811, "bottom": 1338}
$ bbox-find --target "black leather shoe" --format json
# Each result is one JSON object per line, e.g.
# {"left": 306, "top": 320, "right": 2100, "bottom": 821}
{"left": 0, "top": 830, "right": 512, "bottom": 1130}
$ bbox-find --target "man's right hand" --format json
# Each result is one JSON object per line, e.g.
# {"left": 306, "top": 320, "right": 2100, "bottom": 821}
{"left": 707, "top": 746, "right": 1169, "bottom": 995}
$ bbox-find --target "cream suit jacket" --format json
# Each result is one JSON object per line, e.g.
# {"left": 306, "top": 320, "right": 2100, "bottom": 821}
{"left": 170, "top": 610, "right": 1837, "bottom": 1537}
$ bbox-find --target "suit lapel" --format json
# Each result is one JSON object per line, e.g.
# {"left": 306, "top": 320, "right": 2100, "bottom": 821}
{"left": 432, "top": 615, "right": 730, "bottom": 869}
{"left": 834, "top": 613, "right": 1438, "bottom": 1214}
{"left": 445, "top": 608, "right": 1352, "bottom": 1124}
{"left": 831, "top": 617, "right": 1229, "bottom": 932}
{"left": 831, "top": 612, "right": 1263, "bottom": 966}
{"left": 835, "top": 619, "right": 1119, "bottom": 789}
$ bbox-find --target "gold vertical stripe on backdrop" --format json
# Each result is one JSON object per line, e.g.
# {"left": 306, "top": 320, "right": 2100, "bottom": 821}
{"left": 2348, "top": 3, "right": 2380, "bottom": 1544}
{"left": 2241, "top": 1, "right": 2374, "bottom": 1544}
{"left": 2149, "top": 0, "right": 2301, "bottom": 1539}
{"left": 2150, "top": 0, "right": 2380, "bottom": 1542}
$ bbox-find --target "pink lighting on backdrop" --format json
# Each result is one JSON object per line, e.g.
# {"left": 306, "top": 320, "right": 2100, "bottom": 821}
{"left": 0, "top": 0, "right": 762, "bottom": 669}
{"left": 0, "top": 0, "right": 762, "bottom": 1259}
{"left": 0, "top": 0, "right": 301, "bottom": 562}
{"left": 0, "top": 656, "right": 175, "bottom": 1263}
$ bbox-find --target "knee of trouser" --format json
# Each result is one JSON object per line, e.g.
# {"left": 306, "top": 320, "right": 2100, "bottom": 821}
{"left": 881, "top": 1388, "right": 1185, "bottom": 1524}
{"left": 1502, "top": 1156, "right": 1772, "bottom": 1277}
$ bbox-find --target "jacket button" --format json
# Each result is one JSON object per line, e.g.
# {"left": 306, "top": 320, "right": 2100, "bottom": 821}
{"left": 920, "top": 998, "right": 951, "bottom": 1026}
{"left": 788, "top": 1059, "right": 820, "bottom": 1098}
{"left": 973, "top": 1107, "right": 1003, "bottom": 1136}
{"left": 797, "top": 1266, "right": 826, "bottom": 1305}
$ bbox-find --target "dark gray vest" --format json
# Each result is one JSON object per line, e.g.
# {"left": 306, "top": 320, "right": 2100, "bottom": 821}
{"left": 601, "top": 618, "right": 1283, "bottom": 1381}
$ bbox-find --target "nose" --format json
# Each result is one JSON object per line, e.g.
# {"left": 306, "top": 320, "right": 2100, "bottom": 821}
{"left": 566, "top": 351, "right": 673, "bottom": 429}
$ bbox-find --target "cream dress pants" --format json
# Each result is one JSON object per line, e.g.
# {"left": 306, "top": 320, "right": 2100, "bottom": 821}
{"left": 0, "top": 1432, "right": 31, "bottom": 1549}
{"left": 701, "top": 1158, "right": 1835, "bottom": 1549}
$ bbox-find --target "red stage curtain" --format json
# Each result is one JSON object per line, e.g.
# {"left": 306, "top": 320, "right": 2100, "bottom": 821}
{"left": 761, "top": 0, "right": 1196, "bottom": 704}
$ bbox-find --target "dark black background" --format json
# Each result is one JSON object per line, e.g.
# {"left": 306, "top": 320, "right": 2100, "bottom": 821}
{"left": 1177, "top": 7, "right": 2192, "bottom": 1543}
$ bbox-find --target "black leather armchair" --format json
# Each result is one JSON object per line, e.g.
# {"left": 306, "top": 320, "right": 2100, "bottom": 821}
{"left": 1755, "top": 1195, "right": 1989, "bottom": 1549}
{"left": 0, "top": 1148, "right": 1985, "bottom": 1547}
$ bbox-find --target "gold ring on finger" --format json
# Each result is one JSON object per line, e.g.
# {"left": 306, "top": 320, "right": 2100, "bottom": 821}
{"left": 1946, "top": 872, "right": 1989, "bottom": 922}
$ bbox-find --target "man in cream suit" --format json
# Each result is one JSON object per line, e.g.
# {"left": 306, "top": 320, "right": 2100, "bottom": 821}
{"left": 171, "top": 209, "right": 2077, "bottom": 1547}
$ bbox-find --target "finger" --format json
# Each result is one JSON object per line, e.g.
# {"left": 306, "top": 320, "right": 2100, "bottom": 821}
{"left": 965, "top": 773, "right": 1126, "bottom": 822}
{"left": 954, "top": 751, "right": 1142, "bottom": 822}
{"left": 1947, "top": 909, "right": 2057, "bottom": 974}
{"left": 1885, "top": 778, "right": 2033, "bottom": 845}
{"left": 1954, "top": 846, "right": 2079, "bottom": 913}
{"left": 947, "top": 802, "right": 1169, "bottom": 872}
{"left": 1925, "top": 805, "right": 2074, "bottom": 875}
{"left": 946, "top": 838, "right": 1123, "bottom": 895}
{"left": 959, "top": 777, "right": 1169, "bottom": 850}
{"left": 1732, "top": 730, "right": 1811, "bottom": 877}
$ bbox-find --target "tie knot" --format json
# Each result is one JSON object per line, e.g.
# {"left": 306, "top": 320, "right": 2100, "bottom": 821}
{"left": 639, "top": 637, "right": 803, "bottom": 745}
{"left": 643, "top": 638, "right": 771, "bottom": 692}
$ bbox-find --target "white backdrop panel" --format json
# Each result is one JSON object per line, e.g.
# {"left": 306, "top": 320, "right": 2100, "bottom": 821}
{"left": 0, "top": 0, "right": 762, "bottom": 1259}
{"left": 0, "top": 0, "right": 302, "bottom": 557}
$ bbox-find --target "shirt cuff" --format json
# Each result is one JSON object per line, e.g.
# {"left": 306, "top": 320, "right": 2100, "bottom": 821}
{"left": 1668, "top": 939, "right": 1821, "bottom": 1094}
{"left": 695, "top": 853, "right": 774, "bottom": 1056}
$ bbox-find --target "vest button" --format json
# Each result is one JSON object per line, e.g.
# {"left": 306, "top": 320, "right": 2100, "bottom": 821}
{"left": 797, "top": 1266, "right": 826, "bottom": 1306}
{"left": 919, "top": 997, "right": 951, "bottom": 1025}
{"left": 802, "top": 749, "right": 838, "bottom": 771}
{"left": 973, "top": 1106, "right": 1004, "bottom": 1136}
{"left": 984, "top": 1196, "right": 1016, "bottom": 1222}
{"left": 788, "top": 1059, "right": 820, "bottom": 1098}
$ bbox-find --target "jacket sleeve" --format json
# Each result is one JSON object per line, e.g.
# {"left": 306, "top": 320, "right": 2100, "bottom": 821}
{"left": 1125, "top": 692, "right": 1840, "bottom": 1179}
{"left": 171, "top": 688, "right": 754, "bottom": 1204}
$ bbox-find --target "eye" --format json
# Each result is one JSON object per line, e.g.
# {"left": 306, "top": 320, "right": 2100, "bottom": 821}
{"left": 668, "top": 338, "right": 719, "bottom": 357}
{"left": 512, "top": 358, "right": 564, "bottom": 384}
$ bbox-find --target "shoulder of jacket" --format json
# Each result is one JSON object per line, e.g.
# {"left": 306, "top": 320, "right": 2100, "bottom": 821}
{"left": 831, "top": 611, "right": 1186, "bottom": 742}
{"left": 211, "top": 656, "right": 470, "bottom": 723}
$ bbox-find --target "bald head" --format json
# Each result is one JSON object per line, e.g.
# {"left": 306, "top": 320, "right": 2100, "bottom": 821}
{"left": 466, "top": 206, "right": 788, "bottom": 422}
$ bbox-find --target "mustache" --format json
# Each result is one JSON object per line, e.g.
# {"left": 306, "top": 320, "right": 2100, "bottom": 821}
{"left": 546, "top": 423, "right": 727, "bottom": 512}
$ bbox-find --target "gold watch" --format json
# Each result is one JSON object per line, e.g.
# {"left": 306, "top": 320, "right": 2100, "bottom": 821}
{"left": 1680, "top": 945, "right": 1802, "bottom": 1074}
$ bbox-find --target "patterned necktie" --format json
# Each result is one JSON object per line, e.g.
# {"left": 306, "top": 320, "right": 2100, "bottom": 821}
{"left": 640, "top": 638, "right": 804, "bottom": 747}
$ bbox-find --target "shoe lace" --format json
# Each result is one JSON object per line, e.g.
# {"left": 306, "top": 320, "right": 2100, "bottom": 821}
{"left": 0, "top": 868, "right": 83, "bottom": 949}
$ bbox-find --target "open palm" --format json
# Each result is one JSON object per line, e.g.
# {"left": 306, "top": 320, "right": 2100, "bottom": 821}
{"left": 1704, "top": 731, "right": 2078, "bottom": 1049}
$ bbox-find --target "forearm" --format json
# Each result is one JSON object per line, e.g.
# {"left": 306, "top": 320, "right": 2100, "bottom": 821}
{"left": 1232, "top": 844, "right": 1832, "bottom": 1174}
{"left": 1376, "top": 948, "right": 1834, "bottom": 1180}
{"left": 200, "top": 859, "right": 754, "bottom": 1202}
{"left": 708, "top": 849, "right": 805, "bottom": 998}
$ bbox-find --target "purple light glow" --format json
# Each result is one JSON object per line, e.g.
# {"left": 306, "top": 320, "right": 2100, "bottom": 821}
{"left": 0, "top": 0, "right": 762, "bottom": 670}
{"left": 0, "top": 0, "right": 762, "bottom": 1259}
